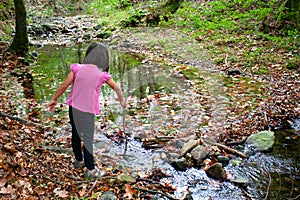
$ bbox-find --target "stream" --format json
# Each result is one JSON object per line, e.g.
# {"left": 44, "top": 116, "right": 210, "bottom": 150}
{"left": 29, "top": 44, "right": 300, "bottom": 200}
{"left": 24, "top": 10, "right": 300, "bottom": 198}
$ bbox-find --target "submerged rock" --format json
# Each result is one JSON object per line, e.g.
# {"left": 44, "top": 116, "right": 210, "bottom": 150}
{"left": 229, "top": 177, "right": 249, "bottom": 186}
{"left": 217, "top": 155, "right": 230, "bottom": 167}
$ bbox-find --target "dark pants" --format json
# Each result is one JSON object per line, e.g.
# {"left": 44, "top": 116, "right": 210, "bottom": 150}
{"left": 69, "top": 106, "right": 95, "bottom": 170}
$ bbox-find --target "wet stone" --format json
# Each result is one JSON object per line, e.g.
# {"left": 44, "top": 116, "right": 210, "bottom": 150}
{"left": 171, "top": 157, "right": 188, "bottom": 171}
{"left": 217, "top": 155, "right": 230, "bottom": 167}
{"left": 99, "top": 191, "right": 117, "bottom": 200}
{"left": 227, "top": 68, "right": 242, "bottom": 76}
{"left": 246, "top": 130, "right": 275, "bottom": 152}
{"left": 191, "top": 145, "right": 209, "bottom": 165}
{"left": 229, "top": 177, "right": 249, "bottom": 186}
{"left": 183, "top": 193, "right": 193, "bottom": 200}
{"left": 181, "top": 139, "right": 199, "bottom": 156}
{"left": 117, "top": 173, "right": 136, "bottom": 183}
{"left": 205, "top": 162, "right": 227, "bottom": 180}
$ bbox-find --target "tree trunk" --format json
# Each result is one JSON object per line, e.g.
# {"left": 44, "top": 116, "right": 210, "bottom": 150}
{"left": 286, "top": 0, "right": 300, "bottom": 12}
{"left": 10, "top": 0, "right": 29, "bottom": 56}
{"left": 146, "top": 0, "right": 184, "bottom": 26}
{"left": 285, "top": 0, "right": 300, "bottom": 23}
{"left": 162, "top": 0, "right": 184, "bottom": 14}
{"left": 278, "top": 0, "right": 300, "bottom": 29}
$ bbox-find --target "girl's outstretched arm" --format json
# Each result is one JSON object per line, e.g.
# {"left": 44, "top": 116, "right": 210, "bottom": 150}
{"left": 48, "top": 71, "right": 74, "bottom": 112}
{"left": 105, "top": 78, "right": 126, "bottom": 109}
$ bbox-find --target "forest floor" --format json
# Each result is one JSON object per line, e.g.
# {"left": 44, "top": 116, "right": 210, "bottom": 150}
{"left": 0, "top": 1, "right": 300, "bottom": 199}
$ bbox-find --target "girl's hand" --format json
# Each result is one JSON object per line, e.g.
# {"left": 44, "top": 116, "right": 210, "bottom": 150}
{"left": 120, "top": 100, "right": 126, "bottom": 109}
{"left": 48, "top": 100, "right": 57, "bottom": 112}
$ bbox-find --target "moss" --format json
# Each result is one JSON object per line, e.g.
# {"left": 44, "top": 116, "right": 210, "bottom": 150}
{"left": 0, "top": 0, "right": 14, "bottom": 21}
{"left": 287, "top": 62, "right": 299, "bottom": 70}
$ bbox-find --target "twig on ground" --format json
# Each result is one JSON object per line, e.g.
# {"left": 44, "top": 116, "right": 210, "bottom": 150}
{"left": 216, "top": 143, "right": 249, "bottom": 158}
{"left": 81, "top": 180, "right": 98, "bottom": 199}
{"left": 133, "top": 186, "right": 179, "bottom": 200}
{"left": 263, "top": 172, "right": 272, "bottom": 200}
{"left": 59, "top": 45, "right": 68, "bottom": 75}
{"left": 290, "top": 194, "right": 300, "bottom": 200}
{"left": 0, "top": 111, "right": 48, "bottom": 128}
{"left": 40, "top": 145, "right": 73, "bottom": 154}
{"left": 75, "top": 176, "right": 116, "bottom": 184}
{"left": 29, "top": 167, "right": 64, "bottom": 185}
{"left": 137, "top": 178, "right": 170, "bottom": 188}
{"left": 225, "top": 53, "right": 229, "bottom": 69}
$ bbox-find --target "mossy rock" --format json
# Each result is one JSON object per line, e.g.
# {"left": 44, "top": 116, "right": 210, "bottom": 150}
{"left": 246, "top": 130, "right": 275, "bottom": 152}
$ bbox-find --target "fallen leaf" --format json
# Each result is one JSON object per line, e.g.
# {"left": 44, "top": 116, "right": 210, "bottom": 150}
{"left": 4, "top": 143, "right": 16, "bottom": 154}
{"left": 53, "top": 188, "right": 69, "bottom": 198}
{"left": 14, "top": 180, "right": 25, "bottom": 188}
{"left": 123, "top": 184, "right": 136, "bottom": 199}
{"left": 24, "top": 128, "right": 31, "bottom": 134}
{"left": 0, "top": 185, "right": 13, "bottom": 194}
{"left": 78, "top": 184, "right": 87, "bottom": 197}
{"left": 19, "top": 167, "right": 29, "bottom": 176}
{"left": 0, "top": 178, "right": 7, "bottom": 187}
{"left": 34, "top": 187, "right": 45, "bottom": 195}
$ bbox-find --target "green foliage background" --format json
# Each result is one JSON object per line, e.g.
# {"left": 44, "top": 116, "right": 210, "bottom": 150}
{"left": 0, "top": 0, "right": 299, "bottom": 72}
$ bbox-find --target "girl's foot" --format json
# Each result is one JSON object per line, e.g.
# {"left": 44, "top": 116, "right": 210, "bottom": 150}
{"left": 73, "top": 160, "right": 85, "bottom": 169}
{"left": 84, "top": 167, "right": 106, "bottom": 179}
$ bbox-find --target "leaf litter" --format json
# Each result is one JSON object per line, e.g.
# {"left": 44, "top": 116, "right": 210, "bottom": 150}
{"left": 1, "top": 14, "right": 299, "bottom": 200}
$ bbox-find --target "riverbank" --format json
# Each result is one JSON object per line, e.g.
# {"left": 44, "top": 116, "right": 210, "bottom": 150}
{"left": 0, "top": 0, "right": 299, "bottom": 199}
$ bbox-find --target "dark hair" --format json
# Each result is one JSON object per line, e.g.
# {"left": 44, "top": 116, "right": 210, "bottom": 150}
{"left": 83, "top": 42, "right": 109, "bottom": 72}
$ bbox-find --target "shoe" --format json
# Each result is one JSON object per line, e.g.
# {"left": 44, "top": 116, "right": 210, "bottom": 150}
{"left": 84, "top": 167, "right": 106, "bottom": 179}
{"left": 73, "top": 160, "right": 85, "bottom": 169}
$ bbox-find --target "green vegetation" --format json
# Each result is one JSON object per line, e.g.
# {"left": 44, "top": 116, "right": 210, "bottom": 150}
{"left": 0, "top": 0, "right": 14, "bottom": 41}
{"left": 0, "top": 0, "right": 13, "bottom": 21}
{"left": 82, "top": 0, "right": 299, "bottom": 74}
{"left": 1, "top": 0, "right": 299, "bottom": 74}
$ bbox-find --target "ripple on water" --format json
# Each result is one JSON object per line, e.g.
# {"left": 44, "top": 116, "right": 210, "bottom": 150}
{"left": 226, "top": 152, "right": 300, "bottom": 200}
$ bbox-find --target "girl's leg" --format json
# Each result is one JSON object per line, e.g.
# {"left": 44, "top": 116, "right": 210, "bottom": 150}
{"left": 71, "top": 107, "right": 95, "bottom": 170}
{"left": 69, "top": 106, "right": 83, "bottom": 161}
{"left": 82, "top": 116, "right": 95, "bottom": 170}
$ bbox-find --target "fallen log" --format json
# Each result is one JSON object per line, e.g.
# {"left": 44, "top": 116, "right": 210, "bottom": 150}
{"left": 216, "top": 143, "right": 248, "bottom": 158}
{"left": 40, "top": 145, "right": 73, "bottom": 154}
{"left": 0, "top": 111, "right": 48, "bottom": 129}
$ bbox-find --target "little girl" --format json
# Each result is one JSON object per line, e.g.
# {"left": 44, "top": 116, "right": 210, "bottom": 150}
{"left": 48, "top": 42, "right": 126, "bottom": 178}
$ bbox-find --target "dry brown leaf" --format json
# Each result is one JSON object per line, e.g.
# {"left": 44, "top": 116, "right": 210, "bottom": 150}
{"left": 123, "top": 184, "right": 136, "bottom": 199}
{"left": 79, "top": 189, "right": 86, "bottom": 197}
{"left": 24, "top": 128, "right": 31, "bottom": 134}
{"left": 14, "top": 179, "right": 25, "bottom": 188}
{"left": 34, "top": 187, "right": 45, "bottom": 195}
{"left": 4, "top": 143, "right": 16, "bottom": 154}
{"left": 19, "top": 167, "right": 29, "bottom": 176}
{"left": 53, "top": 187, "right": 69, "bottom": 198}
{"left": 0, "top": 178, "right": 7, "bottom": 187}
{"left": 0, "top": 185, "right": 13, "bottom": 194}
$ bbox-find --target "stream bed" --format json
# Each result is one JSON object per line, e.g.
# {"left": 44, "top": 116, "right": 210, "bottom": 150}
{"left": 30, "top": 43, "right": 300, "bottom": 199}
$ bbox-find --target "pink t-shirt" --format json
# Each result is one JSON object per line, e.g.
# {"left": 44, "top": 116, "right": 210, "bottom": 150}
{"left": 66, "top": 63, "right": 111, "bottom": 114}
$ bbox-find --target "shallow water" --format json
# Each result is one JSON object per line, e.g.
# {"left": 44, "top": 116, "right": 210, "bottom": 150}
{"left": 92, "top": 127, "right": 247, "bottom": 200}
{"left": 31, "top": 45, "right": 300, "bottom": 199}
